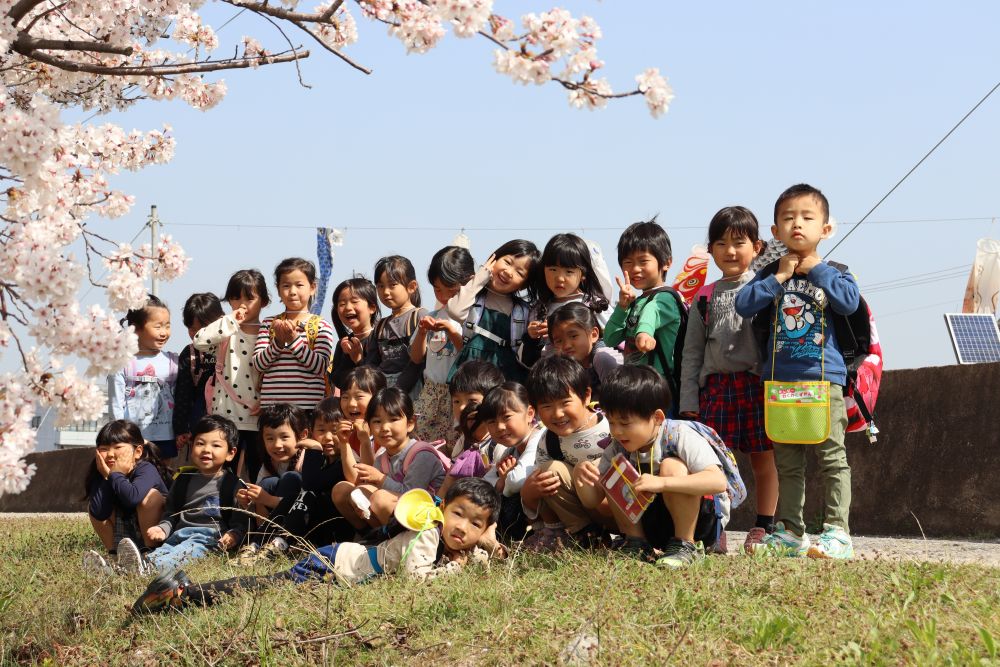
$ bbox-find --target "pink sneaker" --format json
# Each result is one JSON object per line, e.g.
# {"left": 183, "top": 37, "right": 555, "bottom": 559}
{"left": 743, "top": 527, "right": 768, "bottom": 553}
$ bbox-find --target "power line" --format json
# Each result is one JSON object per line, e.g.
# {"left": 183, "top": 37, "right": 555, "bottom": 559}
{"left": 161, "top": 216, "right": 999, "bottom": 233}
{"left": 863, "top": 263, "right": 970, "bottom": 290}
{"left": 825, "top": 78, "right": 1000, "bottom": 258}
{"left": 877, "top": 299, "right": 963, "bottom": 319}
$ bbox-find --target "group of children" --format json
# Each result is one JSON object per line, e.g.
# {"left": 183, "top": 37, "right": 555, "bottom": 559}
{"left": 86, "top": 183, "right": 864, "bottom": 615}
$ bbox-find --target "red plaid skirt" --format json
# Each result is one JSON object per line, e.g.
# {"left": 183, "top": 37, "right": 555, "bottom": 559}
{"left": 699, "top": 372, "right": 772, "bottom": 453}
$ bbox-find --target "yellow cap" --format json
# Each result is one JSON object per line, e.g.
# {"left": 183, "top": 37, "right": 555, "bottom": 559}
{"left": 393, "top": 488, "right": 444, "bottom": 532}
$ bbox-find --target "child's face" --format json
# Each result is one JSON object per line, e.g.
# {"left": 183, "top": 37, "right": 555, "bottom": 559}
{"left": 311, "top": 416, "right": 340, "bottom": 455}
{"left": 606, "top": 410, "right": 664, "bottom": 452}
{"left": 490, "top": 254, "right": 532, "bottom": 294}
{"left": 534, "top": 388, "right": 593, "bottom": 437}
{"left": 341, "top": 383, "right": 373, "bottom": 423}
{"left": 711, "top": 229, "right": 762, "bottom": 279}
{"left": 96, "top": 441, "right": 141, "bottom": 475}
{"left": 368, "top": 406, "right": 414, "bottom": 453}
{"left": 336, "top": 289, "right": 376, "bottom": 335}
{"left": 376, "top": 272, "right": 417, "bottom": 313}
{"left": 278, "top": 269, "right": 316, "bottom": 313}
{"left": 186, "top": 318, "right": 204, "bottom": 341}
{"left": 229, "top": 291, "right": 263, "bottom": 322}
{"left": 441, "top": 495, "right": 492, "bottom": 552}
{"left": 620, "top": 250, "right": 667, "bottom": 291}
{"left": 550, "top": 321, "right": 599, "bottom": 366}
{"left": 487, "top": 402, "right": 536, "bottom": 447}
{"left": 190, "top": 429, "right": 235, "bottom": 473}
{"left": 544, "top": 265, "right": 584, "bottom": 300}
{"left": 431, "top": 278, "right": 461, "bottom": 308}
{"left": 262, "top": 423, "right": 300, "bottom": 463}
{"left": 451, "top": 391, "right": 484, "bottom": 423}
{"left": 136, "top": 307, "right": 171, "bottom": 352}
{"left": 772, "top": 194, "right": 831, "bottom": 257}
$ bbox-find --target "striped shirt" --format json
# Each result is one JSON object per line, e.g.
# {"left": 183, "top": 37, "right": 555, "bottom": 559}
{"left": 252, "top": 315, "right": 335, "bottom": 408}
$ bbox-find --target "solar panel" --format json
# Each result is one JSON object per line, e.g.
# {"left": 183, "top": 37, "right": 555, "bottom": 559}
{"left": 944, "top": 313, "right": 1000, "bottom": 364}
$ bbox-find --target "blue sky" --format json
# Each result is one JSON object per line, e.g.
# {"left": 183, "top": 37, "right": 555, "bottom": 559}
{"left": 36, "top": 2, "right": 1000, "bottom": 371}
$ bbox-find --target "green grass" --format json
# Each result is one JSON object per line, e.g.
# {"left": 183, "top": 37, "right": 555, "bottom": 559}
{"left": 2, "top": 517, "right": 999, "bottom": 665}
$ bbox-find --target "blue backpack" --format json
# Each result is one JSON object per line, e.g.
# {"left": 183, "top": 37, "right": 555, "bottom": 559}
{"left": 661, "top": 420, "right": 747, "bottom": 508}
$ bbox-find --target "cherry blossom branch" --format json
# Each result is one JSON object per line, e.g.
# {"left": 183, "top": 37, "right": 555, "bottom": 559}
{"left": 291, "top": 21, "right": 371, "bottom": 74}
{"left": 319, "top": 0, "right": 345, "bottom": 21}
{"left": 256, "top": 13, "right": 311, "bottom": 88}
{"left": 12, "top": 36, "right": 135, "bottom": 56}
{"left": 22, "top": 1, "right": 70, "bottom": 33}
{"left": 6, "top": 0, "right": 48, "bottom": 26}
{"left": 26, "top": 48, "right": 310, "bottom": 76}
{"left": 553, "top": 77, "right": 643, "bottom": 100}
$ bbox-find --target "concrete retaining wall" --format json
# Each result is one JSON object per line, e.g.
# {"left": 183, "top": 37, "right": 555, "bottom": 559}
{"left": 4, "top": 363, "right": 1000, "bottom": 537}
{"left": 729, "top": 362, "right": 1000, "bottom": 538}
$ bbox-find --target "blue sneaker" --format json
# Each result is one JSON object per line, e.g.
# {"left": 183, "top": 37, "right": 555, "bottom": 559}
{"left": 807, "top": 523, "right": 854, "bottom": 560}
{"left": 755, "top": 522, "right": 809, "bottom": 557}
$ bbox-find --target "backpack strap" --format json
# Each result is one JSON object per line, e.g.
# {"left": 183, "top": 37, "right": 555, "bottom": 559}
{"left": 544, "top": 429, "right": 564, "bottom": 462}
{"left": 694, "top": 281, "right": 715, "bottom": 331}
{"left": 219, "top": 469, "right": 238, "bottom": 526}
{"left": 400, "top": 440, "right": 453, "bottom": 494}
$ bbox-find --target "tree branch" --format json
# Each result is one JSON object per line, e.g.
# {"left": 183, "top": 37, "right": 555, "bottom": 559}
{"left": 6, "top": 0, "right": 48, "bottom": 26}
{"left": 224, "top": 0, "right": 330, "bottom": 24}
{"left": 318, "top": 0, "right": 344, "bottom": 21}
{"left": 291, "top": 21, "right": 371, "bottom": 74}
{"left": 26, "top": 48, "right": 310, "bottom": 76}
{"left": 13, "top": 36, "right": 135, "bottom": 56}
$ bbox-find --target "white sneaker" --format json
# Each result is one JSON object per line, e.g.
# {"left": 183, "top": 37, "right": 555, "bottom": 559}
{"left": 117, "top": 538, "right": 151, "bottom": 575}
{"left": 755, "top": 522, "right": 810, "bottom": 557}
{"left": 82, "top": 549, "right": 116, "bottom": 576}
{"left": 807, "top": 523, "right": 855, "bottom": 560}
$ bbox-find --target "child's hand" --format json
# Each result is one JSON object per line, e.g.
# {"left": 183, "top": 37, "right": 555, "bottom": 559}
{"left": 575, "top": 460, "right": 601, "bottom": 488}
{"left": 495, "top": 455, "right": 517, "bottom": 479}
{"left": 679, "top": 411, "right": 699, "bottom": 420}
{"left": 175, "top": 433, "right": 192, "bottom": 450}
{"left": 634, "top": 473, "right": 666, "bottom": 495}
{"left": 522, "top": 469, "right": 560, "bottom": 499}
{"left": 218, "top": 531, "right": 238, "bottom": 551}
{"left": 775, "top": 254, "right": 800, "bottom": 283}
{"left": 241, "top": 483, "right": 264, "bottom": 503}
{"left": 341, "top": 335, "right": 364, "bottom": 363}
{"left": 527, "top": 320, "right": 548, "bottom": 340}
{"left": 353, "top": 420, "right": 371, "bottom": 444}
{"left": 146, "top": 526, "right": 166, "bottom": 544}
{"left": 338, "top": 419, "right": 355, "bottom": 442}
{"left": 615, "top": 273, "right": 636, "bottom": 309}
{"left": 354, "top": 463, "right": 385, "bottom": 487}
{"left": 236, "top": 488, "right": 252, "bottom": 507}
{"left": 418, "top": 316, "right": 437, "bottom": 333}
{"left": 95, "top": 450, "right": 111, "bottom": 479}
{"left": 296, "top": 438, "right": 323, "bottom": 451}
{"left": 795, "top": 255, "right": 821, "bottom": 275}
{"left": 233, "top": 304, "right": 248, "bottom": 323}
{"left": 635, "top": 332, "right": 656, "bottom": 353}
{"left": 482, "top": 253, "right": 497, "bottom": 274}
{"left": 272, "top": 318, "right": 298, "bottom": 346}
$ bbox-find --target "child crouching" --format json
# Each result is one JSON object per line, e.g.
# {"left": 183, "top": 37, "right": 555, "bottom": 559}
{"left": 577, "top": 365, "right": 746, "bottom": 567}
{"left": 132, "top": 477, "right": 501, "bottom": 614}
{"left": 116, "top": 415, "right": 245, "bottom": 575}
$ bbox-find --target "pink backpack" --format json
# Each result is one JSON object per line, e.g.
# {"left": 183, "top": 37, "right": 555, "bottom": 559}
{"left": 375, "top": 440, "right": 453, "bottom": 495}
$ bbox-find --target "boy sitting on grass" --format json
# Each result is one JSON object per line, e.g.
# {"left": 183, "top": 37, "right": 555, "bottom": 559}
{"left": 520, "top": 355, "right": 613, "bottom": 552}
{"left": 117, "top": 415, "right": 245, "bottom": 575}
{"left": 132, "top": 477, "right": 500, "bottom": 614}
{"left": 577, "top": 365, "right": 745, "bottom": 567}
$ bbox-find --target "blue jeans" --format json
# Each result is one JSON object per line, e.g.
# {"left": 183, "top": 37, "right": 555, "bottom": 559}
{"left": 146, "top": 526, "right": 220, "bottom": 573}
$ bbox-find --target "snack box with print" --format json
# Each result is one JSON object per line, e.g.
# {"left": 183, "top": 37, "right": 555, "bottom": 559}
{"left": 599, "top": 454, "right": 654, "bottom": 524}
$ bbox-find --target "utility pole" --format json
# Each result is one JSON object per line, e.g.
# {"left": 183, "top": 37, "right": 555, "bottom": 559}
{"left": 148, "top": 205, "right": 159, "bottom": 297}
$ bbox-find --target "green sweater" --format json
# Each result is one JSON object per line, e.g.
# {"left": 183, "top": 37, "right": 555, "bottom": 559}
{"left": 604, "top": 289, "right": 681, "bottom": 377}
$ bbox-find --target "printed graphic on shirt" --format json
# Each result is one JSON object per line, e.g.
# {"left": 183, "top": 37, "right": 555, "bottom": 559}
{"left": 198, "top": 494, "right": 222, "bottom": 519}
{"left": 775, "top": 279, "right": 828, "bottom": 362}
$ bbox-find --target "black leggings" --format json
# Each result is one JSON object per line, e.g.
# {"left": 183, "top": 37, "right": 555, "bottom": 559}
{"left": 183, "top": 571, "right": 297, "bottom": 607}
